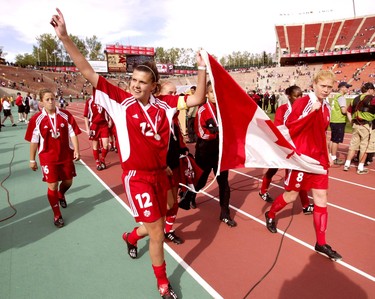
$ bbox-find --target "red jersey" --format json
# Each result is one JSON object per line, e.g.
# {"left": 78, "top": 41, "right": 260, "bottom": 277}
{"left": 286, "top": 93, "right": 331, "bottom": 169}
{"left": 83, "top": 96, "right": 108, "bottom": 125}
{"left": 94, "top": 76, "right": 185, "bottom": 171}
{"left": 24, "top": 107, "right": 81, "bottom": 164}
{"left": 274, "top": 102, "right": 292, "bottom": 126}
{"left": 195, "top": 101, "right": 218, "bottom": 140}
{"left": 15, "top": 95, "right": 23, "bottom": 106}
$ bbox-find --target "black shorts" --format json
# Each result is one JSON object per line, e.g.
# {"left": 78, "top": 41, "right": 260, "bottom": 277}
{"left": 17, "top": 105, "right": 25, "bottom": 113}
{"left": 3, "top": 109, "right": 11, "bottom": 117}
{"left": 330, "top": 122, "right": 346, "bottom": 143}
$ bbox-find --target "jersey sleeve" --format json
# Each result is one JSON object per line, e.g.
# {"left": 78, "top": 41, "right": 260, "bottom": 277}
{"left": 24, "top": 114, "right": 39, "bottom": 143}
{"left": 65, "top": 110, "right": 82, "bottom": 136}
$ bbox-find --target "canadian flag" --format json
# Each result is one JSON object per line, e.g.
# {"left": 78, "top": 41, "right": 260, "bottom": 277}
{"left": 200, "top": 50, "right": 326, "bottom": 175}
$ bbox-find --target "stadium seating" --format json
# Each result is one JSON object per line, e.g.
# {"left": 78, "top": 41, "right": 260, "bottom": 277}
{"left": 276, "top": 15, "right": 374, "bottom": 54}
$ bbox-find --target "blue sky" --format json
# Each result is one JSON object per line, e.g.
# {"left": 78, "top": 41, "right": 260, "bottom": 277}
{"left": 1, "top": 0, "right": 374, "bottom": 63}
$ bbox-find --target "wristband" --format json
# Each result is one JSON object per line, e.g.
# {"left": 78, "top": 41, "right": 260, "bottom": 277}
{"left": 30, "top": 160, "right": 36, "bottom": 163}
{"left": 198, "top": 66, "right": 206, "bottom": 71}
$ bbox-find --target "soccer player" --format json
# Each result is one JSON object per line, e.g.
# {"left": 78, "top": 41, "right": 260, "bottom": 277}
{"left": 264, "top": 70, "right": 343, "bottom": 262}
{"left": 179, "top": 81, "right": 237, "bottom": 227}
{"left": 83, "top": 95, "right": 111, "bottom": 170}
{"left": 51, "top": 8, "right": 207, "bottom": 298}
{"left": 259, "top": 85, "right": 314, "bottom": 215}
{"left": 25, "top": 88, "right": 81, "bottom": 228}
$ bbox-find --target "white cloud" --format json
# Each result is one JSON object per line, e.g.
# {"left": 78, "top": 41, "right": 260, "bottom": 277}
{"left": 1, "top": 0, "right": 374, "bottom": 62}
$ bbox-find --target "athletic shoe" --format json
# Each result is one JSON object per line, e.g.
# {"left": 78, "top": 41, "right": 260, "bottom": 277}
{"left": 122, "top": 232, "right": 137, "bottom": 259}
{"left": 158, "top": 283, "right": 178, "bottom": 299}
{"left": 190, "top": 198, "right": 196, "bottom": 209}
{"left": 333, "top": 159, "right": 345, "bottom": 165}
{"left": 315, "top": 243, "right": 342, "bottom": 261}
{"left": 302, "top": 204, "right": 314, "bottom": 215}
{"left": 343, "top": 166, "right": 349, "bottom": 171}
{"left": 100, "top": 161, "right": 106, "bottom": 169}
{"left": 357, "top": 169, "right": 369, "bottom": 175}
{"left": 96, "top": 164, "right": 103, "bottom": 171}
{"left": 59, "top": 198, "right": 67, "bottom": 209}
{"left": 165, "top": 231, "right": 184, "bottom": 244}
{"left": 178, "top": 192, "right": 191, "bottom": 210}
{"left": 220, "top": 217, "right": 237, "bottom": 227}
{"left": 54, "top": 216, "right": 64, "bottom": 228}
{"left": 259, "top": 191, "right": 273, "bottom": 203}
{"left": 12, "top": 124, "right": 17, "bottom": 127}
{"left": 265, "top": 211, "right": 277, "bottom": 233}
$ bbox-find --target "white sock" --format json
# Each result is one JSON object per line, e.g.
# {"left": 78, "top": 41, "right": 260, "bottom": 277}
{"left": 344, "top": 160, "right": 350, "bottom": 167}
{"left": 358, "top": 163, "right": 364, "bottom": 171}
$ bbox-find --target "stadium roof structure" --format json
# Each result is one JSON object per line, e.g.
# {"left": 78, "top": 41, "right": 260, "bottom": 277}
{"left": 275, "top": 14, "right": 375, "bottom": 66}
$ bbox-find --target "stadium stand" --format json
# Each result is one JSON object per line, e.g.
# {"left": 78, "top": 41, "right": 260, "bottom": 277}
{"left": 276, "top": 14, "right": 374, "bottom": 67}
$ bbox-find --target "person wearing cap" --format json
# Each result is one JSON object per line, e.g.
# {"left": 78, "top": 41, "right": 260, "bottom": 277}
{"left": 328, "top": 82, "right": 351, "bottom": 165}
{"left": 343, "top": 82, "right": 375, "bottom": 174}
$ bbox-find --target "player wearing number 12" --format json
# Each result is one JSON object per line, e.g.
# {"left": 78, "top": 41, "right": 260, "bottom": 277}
{"left": 51, "top": 8, "right": 207, "bottom": 298}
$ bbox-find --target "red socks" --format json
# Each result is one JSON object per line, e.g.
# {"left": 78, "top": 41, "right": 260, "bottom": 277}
{"left": 268, "top": 193, "right": 288, "bottom": 218}
{"left": 152, "top": 261, "right": 169, "bottom": 286}
{"left": 127, "top": 227, "right": 144, "bottom": 245}
{"left": 93, "top": 149, "right": 100, "bottom": 163}
{"left": 47, "top": 188, "right": 61, "bottom": 220}
{"left": 260, "top": 176, "right": 272, "bottom": 194}
{"left": 299, "top": 190, "right": 309, "bottom": 208}
{"left": 165, "top": 202, "right": 179, "bottom": 233}
{"left": 313, "top": 205, "right": 328, "bottom": 245}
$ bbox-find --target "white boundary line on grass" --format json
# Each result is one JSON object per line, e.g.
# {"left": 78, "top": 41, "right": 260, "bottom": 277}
{"left": 78, "top": 158, "right": 223, "bottom": 299}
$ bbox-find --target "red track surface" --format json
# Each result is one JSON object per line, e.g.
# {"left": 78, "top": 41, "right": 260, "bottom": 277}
{"left": 69, "top": 101, "right": 375, "bottom": 299}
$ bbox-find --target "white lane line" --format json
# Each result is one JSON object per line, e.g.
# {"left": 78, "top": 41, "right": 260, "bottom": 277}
{"left": 77, "top": 159, "right": 223, "bottom": 299}
{"left": 230, "top": 169, "right": 375, "bottom": 222}
{"left": 198, "top": 184, "right": 375, "bottom": 283}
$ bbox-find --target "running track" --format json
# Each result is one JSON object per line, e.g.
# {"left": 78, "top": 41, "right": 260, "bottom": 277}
{"left": 68, "top": 100, "right": 374, "bottom": 299}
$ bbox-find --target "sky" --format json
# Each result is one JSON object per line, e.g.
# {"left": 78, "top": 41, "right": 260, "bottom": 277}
{"left": 1, "top": 0, "right": 374, "bottom": 63}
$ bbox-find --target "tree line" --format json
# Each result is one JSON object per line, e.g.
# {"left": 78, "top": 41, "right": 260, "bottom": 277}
{"left": 2, "top": 34, "right": 275, "bottom": 69}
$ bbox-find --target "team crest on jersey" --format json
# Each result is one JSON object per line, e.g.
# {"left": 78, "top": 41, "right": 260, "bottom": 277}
{"left": 144, "top": 210, "right": 151, "bottom": 217}
{"left": 295, "top": 183, "right": 301, "bottom": 188}
{"left": 60, "top": 123, "right": 65, "bottom": 128}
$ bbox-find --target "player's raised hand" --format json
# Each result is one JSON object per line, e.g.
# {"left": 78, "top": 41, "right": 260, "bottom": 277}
{"left": 50, "top": 8, "right": 68, "bottom": 39}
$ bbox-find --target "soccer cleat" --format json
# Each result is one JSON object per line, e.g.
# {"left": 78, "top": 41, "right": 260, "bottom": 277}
{"left": 315, "top": 243, "right": 343, "bottom": 261}
{"left": 190, "top": 198, "right": 197, "bottom": 209}
{"left": 96, "top": 164, "right": 103, "bottom": 171}
{"left": 343, "top": 166, "right": 349, "bottom": 171}
{"left": 54, "top": 216, "right": 64, "bottom": 228}
{"left": 259, "top": 191, "right": 274, "bottom": 203}
{"left": 59, "top": 198, "right": 67, "bottom": 209}
{"left": 265, "top": 211, "right": 277, "bottom": 233}
{"left": 12, "top": 124, "right": 17, "bottom": 127}
{"left": 302, "top": 204, "right": 314, "bottom": 215}
{"left": 165, "top": 231, "right": 184, "bottom": 244}
{"left": 122, "top": 232, "right": 137, "bottom": 259}
{"left": 220, "top": 217, "right": 237, "bottom": 227}
{"left": 333, "top": 159, "right": 345, "bottom": 165}
{"left": 100, "top": 161, "right": 106, "bottom": 170}
{"left": 178, "top": 192, "right": 191, "bottom": 210}
{"left": 357, "top": 169, "right": 369, "bottom": 175}
{"left": 158, "top": 283, "right": 178, "bottom": 299}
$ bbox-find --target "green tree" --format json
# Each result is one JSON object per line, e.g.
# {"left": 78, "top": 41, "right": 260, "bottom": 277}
{"left": 86, "top": 35, "right": 103, "bottom": 60}
{"left": 14, "top": 53, "right": 37, "bottom": 66}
